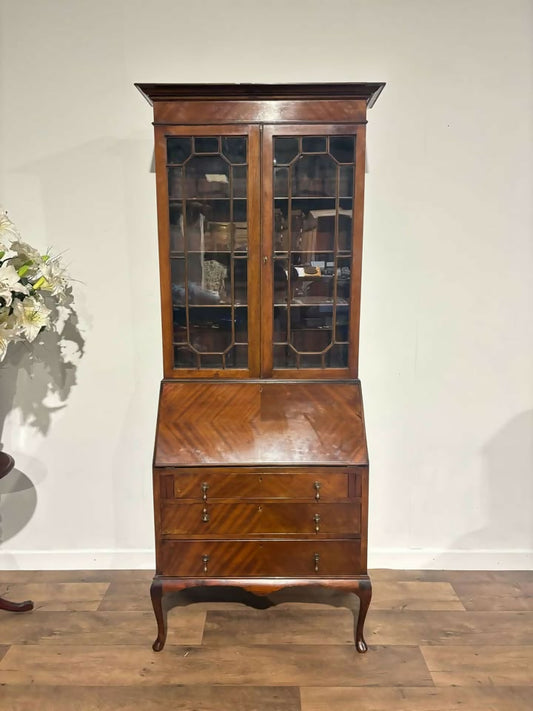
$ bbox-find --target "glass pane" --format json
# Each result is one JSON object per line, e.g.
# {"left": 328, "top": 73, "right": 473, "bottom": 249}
{"left": 273, "top": 344, "right": 297, "bottom": 368}
{"left": 274, "top": 137, "right": 299, "bottom": 165}
{"left": 185, "top": 156, "right": 230, "bottom": 199}
{"left": 195, "top": 136, "right": 219, "bottom": 153}
{"left": 222, "top": 137, "right": 247, "bottom": 163}
{"left": 226, "top": 344, "right": 248, "bottom": 368}
{"left": 233, "top": 165, "right": 247, "bottom": 198}
{"left": 167, "top": 137, "right": 192, "bottom": 164}
{"left": 274, "top": 167, "right": 288, "bottom": 198}
{"left": 168, "top": 167, "right": 183, "bottom": 198}
{"left": 273, "top": 306, "right": 287, "bottom": 342}
{"left": 233, "top": 260, "right": 247, "bottom": 304}
{"left": 330, "top": 136, "right": 355, "bottom": 163}
{"left": 292, "top": 154, "right": 337, "bottom": 197}
{"left": 302, "top": 136, "right": 327, "bottom": 153}
{"left": 339, "top": 166, "right": 354, "bottom": 198}
{"left": 327, "top": 343, "right": 348, "bottom": 368}
{"left": 271, "top": 132, "right": 355, "bottom": 371}
{"left": 167, "top": 133, "right": 249, "bottom": 370}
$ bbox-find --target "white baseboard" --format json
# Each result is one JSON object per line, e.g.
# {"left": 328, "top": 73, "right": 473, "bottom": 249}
{"left": 368, "top": 548, "right": 533, "bottom": 570}
{"left": 0, "top": 549, "right": 155, "bottom": 570}
{"left": 1, "top": 547, "right": 531, "bottom": 571}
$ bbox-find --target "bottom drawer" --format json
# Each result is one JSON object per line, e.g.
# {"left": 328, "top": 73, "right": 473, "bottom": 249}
{"left": 158, "top": 539, "right": 362, "bottom": 577}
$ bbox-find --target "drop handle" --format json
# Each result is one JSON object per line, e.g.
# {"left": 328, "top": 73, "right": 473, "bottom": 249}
{"left": 201, "top": 482, "right": 209, "bottom": 502}
{"left": 201, "top": 507, "right": 209, "bottom": 523}
{"left": 313, "top": 513, "right": 320, "bottom": 533}
{"left": 314, "top": 481, "right": 321, "bottom": 501}
{"left": 202, "top": 555, "right": 209, "bottom": 574}
{"left": 314, "top": 553, "right": 320, "bottom": 573}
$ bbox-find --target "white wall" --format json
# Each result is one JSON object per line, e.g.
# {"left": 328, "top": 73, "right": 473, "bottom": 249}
{"left": 0, "top": 0, "right": 531, "bottom": 570}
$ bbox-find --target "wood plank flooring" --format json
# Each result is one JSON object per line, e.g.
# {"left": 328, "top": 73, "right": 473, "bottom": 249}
{"left": 0, "top": 569, "right": 531, "bottom": 710}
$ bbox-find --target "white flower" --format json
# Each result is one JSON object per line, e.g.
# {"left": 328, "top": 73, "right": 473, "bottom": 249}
{"left": 0, "top": 211, "right": 73, "bottom": 361}
{"left": 11, "top": 295, "right": 51, "bottom": 343}
{"left": 0, "top": 262, "right": 29, "bottom": 306}
{"left": 0, "top": 210, "right": 21, "bottom": 249}
{"left": 0, "top": 311, "right": 20, "bottom": 362}
{"left": 37, "top": 258, "right": 70, "bottom": 297}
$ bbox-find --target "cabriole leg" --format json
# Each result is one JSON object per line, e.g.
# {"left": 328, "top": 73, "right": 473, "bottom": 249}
{"left": 354, "top": 579, "right": 372, "bottom": 653}
{"left": 150, "top": 578, "right": 167, "bottom": 652}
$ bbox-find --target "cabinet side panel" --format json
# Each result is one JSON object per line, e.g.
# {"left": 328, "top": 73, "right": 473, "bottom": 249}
{"left": 154, "top": 126, "right": 174, "bottom": 376}
{"left": 359, "top": 466, "right": 369, "bottom": 573}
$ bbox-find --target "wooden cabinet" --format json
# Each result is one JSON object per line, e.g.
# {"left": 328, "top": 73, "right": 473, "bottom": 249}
{"left": 137, "top": 83, "right": 384, "bottom": 653}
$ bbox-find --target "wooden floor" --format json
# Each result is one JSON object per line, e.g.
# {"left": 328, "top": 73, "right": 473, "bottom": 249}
{"left": 0, "top": 569, "right": 532, "bottom": 710}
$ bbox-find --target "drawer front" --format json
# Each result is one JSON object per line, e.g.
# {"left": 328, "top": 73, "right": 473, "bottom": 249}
{"left": 160, "top": 468, "right": 357, "bottom": 501}
{"left": 158, "top": 540, "right": 362, "bottom": 577}
{"left": 161, "top": 502, "right": 360, "bottom": 536}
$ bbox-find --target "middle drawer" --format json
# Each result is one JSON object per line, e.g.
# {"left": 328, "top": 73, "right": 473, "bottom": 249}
{"left": 161, "top": 501, "right": 360, "bottom": 537}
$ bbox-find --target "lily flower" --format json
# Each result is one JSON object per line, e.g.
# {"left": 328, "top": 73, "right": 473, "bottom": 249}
{"left": 11, "top": 295, "right": 51, "bottom": 342}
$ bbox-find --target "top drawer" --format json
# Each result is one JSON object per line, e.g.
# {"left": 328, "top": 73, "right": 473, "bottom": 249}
{"left": 159, "top": 467, "right": 361, "bottom": 501}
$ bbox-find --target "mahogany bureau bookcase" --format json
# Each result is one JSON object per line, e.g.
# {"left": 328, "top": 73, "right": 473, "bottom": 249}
{"left": 136, "top": 82, "right": 384, "bottom": 653}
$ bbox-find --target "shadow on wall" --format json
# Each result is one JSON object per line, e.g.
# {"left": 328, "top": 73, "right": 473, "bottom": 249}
{"left": 431, "top": 409, "right": 533, "bottom": 567}
{"left": 0, "top": 293, "right": 85, "bottom": 545}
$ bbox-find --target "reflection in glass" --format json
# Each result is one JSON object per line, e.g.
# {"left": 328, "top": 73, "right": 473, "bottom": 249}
{"left": 233, "top": 165, "right": 247, "bottom": 198}
{"left": 272, "top": 134, "right": 355, "bottom": 370}
{"left": 302, "top": 136, "right": 327, "bottom": 153}
{"left": 274, "top": 168, "right": 289, "bottom": 198}
{"left": 167, "top": 134, "right": 249, "bottom": 370}
{"left": 167, "top": 137, "right": 192, "bottom": 164}
{"left": 330, "top": 135, "right": 355, "bottom": 163}
{"left": 292, "top": 154, "right": 337, "bottom": 196}
{"left": 274, "top": 137, "right": 299, "bottom": 165}
{"left": 185, "top": 156, "right": 230, "bottom": 199}
{"left": 222, "top": 137, "right": 247, "bottom": 164}
{"left": 194, "top": 136, "right": 219, "bottom": 153}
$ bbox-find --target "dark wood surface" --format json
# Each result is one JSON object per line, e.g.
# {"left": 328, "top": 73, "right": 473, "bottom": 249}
{"left": 136, "top": 82, "right": 385, "bottom": 106}
{"left": 160, "top": 502, "right": 361, "bottom": 537}
{"left": 154, "top": 381, "right": 368, "bottom": 467}
{"left": 161, "top": 468, "right": 357, "bottom": 500}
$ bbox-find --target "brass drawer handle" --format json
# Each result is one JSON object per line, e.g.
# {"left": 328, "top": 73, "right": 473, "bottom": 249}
{"left": 314, "top": 553, "right": 320, "bottom": 573}
{"left": 202, "top": 554, "right": 209, "bottom": 574}
{"left": 313, "top": 513, "right": 320, "bottom": 533}
{"left": 314, "top": 481, "right": 321, "bottom": 501}
{"left": 202, "top": 506, "right": 209, "bottom": 523}
{"left": 201, "top": 482, "right": 209, "bottom": 502}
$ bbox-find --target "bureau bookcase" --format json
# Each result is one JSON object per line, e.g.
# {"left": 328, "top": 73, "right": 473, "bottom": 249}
{"left": 137, "top": 83, "right": 384, "bottom": 652}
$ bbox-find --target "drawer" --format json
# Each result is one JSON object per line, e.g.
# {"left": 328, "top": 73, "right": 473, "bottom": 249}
{"left": 158, "top": 539, "right": 362, "bottom": 577}
{"left": 159, "top": 467, "right": 359, "bottom": 501}
{"left": 161, "top": 502, "right": 360, "bottom": 537}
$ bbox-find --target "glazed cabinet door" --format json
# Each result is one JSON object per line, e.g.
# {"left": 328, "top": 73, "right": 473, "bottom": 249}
{"left": 261, "top": 125, "right": 366, "bottom": 378}
{"left": 154, "top": 125, "right": 261, "bottom": 378}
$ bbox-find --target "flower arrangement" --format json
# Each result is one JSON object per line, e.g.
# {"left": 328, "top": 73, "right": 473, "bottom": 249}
{"left": 0, "top": 210, "right": 71, "bottom": 362}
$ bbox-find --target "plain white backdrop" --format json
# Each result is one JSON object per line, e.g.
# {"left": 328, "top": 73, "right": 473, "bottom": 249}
{"left": 0, "top": 0, "right": 531, "bottom": 569}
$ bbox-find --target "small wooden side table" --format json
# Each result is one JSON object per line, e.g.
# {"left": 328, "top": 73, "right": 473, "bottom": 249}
{"left": 0, "top": 451, "right": 33, "bottom": 613}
